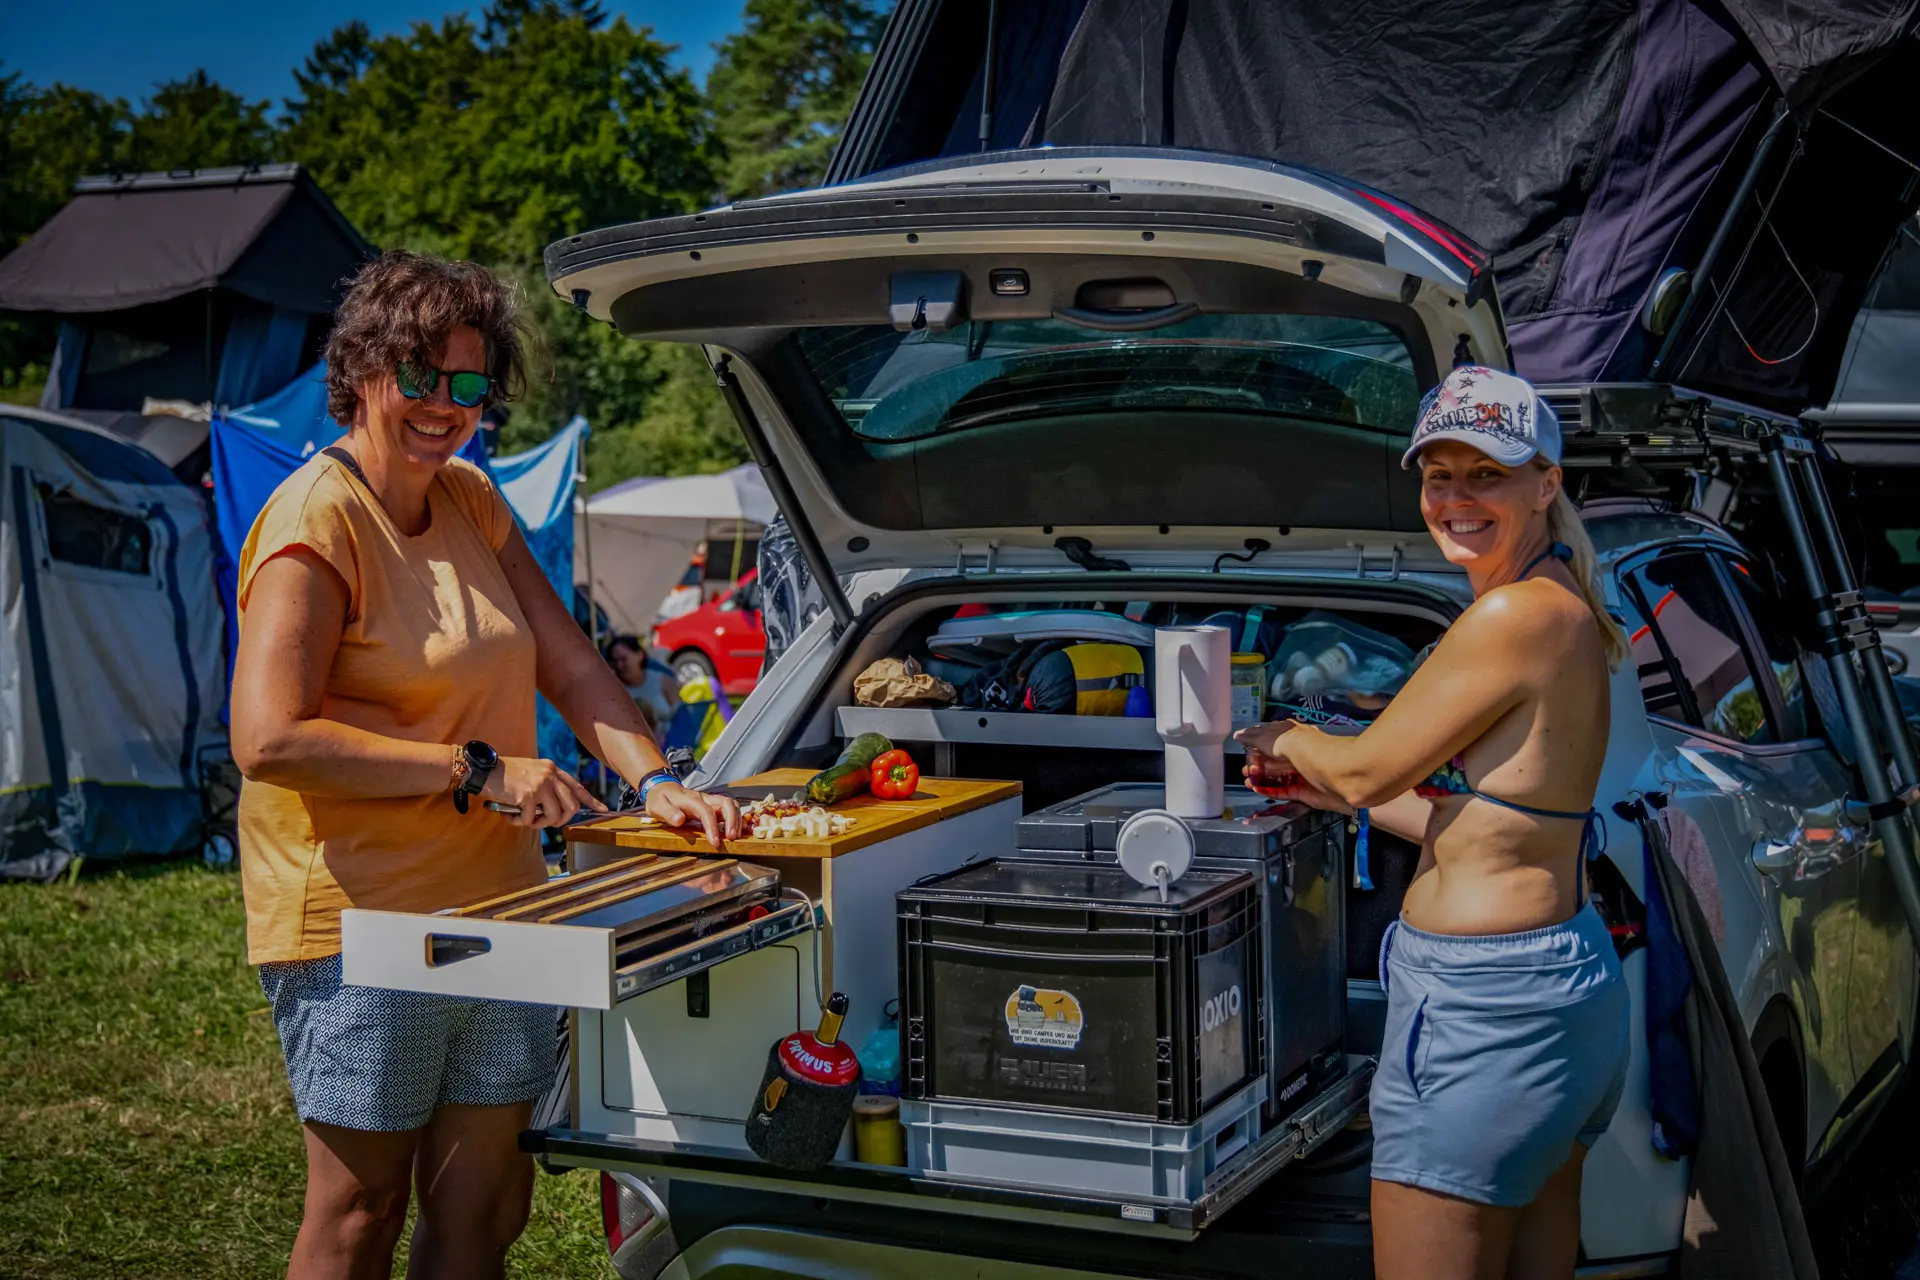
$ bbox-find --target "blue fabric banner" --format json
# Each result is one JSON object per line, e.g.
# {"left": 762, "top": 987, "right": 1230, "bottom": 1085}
{"left": 491, "top": 417, "right": 588, "bottom": 770}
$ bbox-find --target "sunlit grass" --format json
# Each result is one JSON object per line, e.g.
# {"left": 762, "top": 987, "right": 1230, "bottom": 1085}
{"left": 0, "top": 862, "right": 612, "bottom": 1279}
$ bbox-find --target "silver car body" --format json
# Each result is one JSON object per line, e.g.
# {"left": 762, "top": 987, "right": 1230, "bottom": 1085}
{"left": 529, "top": 151, "right": 1920, "bottom": 1275}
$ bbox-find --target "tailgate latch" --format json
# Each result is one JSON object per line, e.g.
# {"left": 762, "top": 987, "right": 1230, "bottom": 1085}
{"left": 1349, "top": 542, "right": 1404, "bottom": 580}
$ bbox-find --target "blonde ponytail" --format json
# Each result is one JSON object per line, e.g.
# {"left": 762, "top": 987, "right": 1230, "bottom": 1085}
{"left": 1547, "top": 488, "right": 1628, "bottom": 670}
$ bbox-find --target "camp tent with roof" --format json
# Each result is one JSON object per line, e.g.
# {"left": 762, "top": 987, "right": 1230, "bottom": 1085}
{"left": 0, "top": 164, "right": 373, "bottom": 478}
{"left": 576, "top": 464, "right": 777, "bottom": 636}
{"left": 0, "top": 408, "right": 224, "bottom": 881}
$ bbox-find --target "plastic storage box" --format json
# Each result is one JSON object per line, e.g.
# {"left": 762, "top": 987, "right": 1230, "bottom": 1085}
{"left": 1016, "top": 784, "right": 1345, "bottom": 1121}
{"left": 902, "top": 1077, "right": 1267, "bottom": 1203}
{"left": 897, "top": 859, "right": 1264, "bottom": 1125}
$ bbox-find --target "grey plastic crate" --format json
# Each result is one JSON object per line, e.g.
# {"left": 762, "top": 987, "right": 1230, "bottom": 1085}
{"left": 902, "top": 1077, "right": 1266, "bottom": 1204}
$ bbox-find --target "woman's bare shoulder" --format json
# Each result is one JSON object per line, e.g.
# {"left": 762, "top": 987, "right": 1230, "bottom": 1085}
{"left": 1450, "top": 578, "right": 1594, "bottom": 659}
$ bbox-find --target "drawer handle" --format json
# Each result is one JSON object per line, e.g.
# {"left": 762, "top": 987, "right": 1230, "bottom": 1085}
{"left": 426, "top": 934, "right": 492, "bottom": 967}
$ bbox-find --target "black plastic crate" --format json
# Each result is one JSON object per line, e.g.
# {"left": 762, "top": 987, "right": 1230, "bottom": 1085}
{"left": 898, "top": 859, "right": 1264, "bottom": 1125}
{"left": 1017, "top": 784, "right": 1347, "bottom": 1123}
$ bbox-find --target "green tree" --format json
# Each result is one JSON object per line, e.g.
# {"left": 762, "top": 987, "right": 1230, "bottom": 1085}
{"left": 706, "top": 0, "right": 886, "bottom": 200}
{"left": 280, "top": 1, "right": 740, "bottom": 485}
{"left": 126, "top": 70, "right": 278, "bottom": 172}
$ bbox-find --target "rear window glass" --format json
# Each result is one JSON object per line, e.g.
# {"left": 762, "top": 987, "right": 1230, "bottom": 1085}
{"left": 796, "top": 314, "right": 1417, "bottom": 442}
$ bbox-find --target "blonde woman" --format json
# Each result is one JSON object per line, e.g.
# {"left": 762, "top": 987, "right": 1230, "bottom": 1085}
{"left": 1238, "top": 366, "right": 1630, "bottom": 1280}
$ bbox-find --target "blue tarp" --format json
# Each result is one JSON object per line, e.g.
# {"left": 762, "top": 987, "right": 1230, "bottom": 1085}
{"left": 210, "top": 365, "right": 584, "bottom": 769}
{"left": 492, "top": 416, "right": 587, "bottom": 768}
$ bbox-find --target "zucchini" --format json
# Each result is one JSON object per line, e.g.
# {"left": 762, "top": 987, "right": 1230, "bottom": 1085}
{"left": 839, "top": 732, "right": 894, "bottom": 772}
{"left": 805, "top": 732, "right": 894, "bottom": 805}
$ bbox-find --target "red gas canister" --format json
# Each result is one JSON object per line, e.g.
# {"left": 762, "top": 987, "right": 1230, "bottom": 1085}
{"left": 745, "top": 993, "right": 863, "bottom": 1170}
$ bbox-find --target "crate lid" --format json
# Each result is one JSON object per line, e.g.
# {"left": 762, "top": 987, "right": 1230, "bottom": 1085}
{"left": 1016, "top": 784, "right": 1339, "bottom": 858}
{"left": 900, "top": 857, "right": 1253, "bottom": 913}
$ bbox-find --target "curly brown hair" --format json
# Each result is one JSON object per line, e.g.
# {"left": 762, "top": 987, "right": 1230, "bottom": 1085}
{"left": 322, "top": 250, "right": 530, "bottom": 424}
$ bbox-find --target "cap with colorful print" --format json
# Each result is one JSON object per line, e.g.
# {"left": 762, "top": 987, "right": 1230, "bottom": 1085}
{"left": 1401, "top": 365, "right": 1561, "bottom": 470}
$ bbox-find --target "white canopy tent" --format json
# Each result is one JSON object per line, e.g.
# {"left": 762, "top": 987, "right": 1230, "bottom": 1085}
{"left": 575, "top": 464, "right": 777, "bottom": 636}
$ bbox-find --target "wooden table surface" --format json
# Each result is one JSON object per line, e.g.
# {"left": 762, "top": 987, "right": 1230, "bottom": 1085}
{"left": 564, "top": 770, "right": 1021, "bottom": 859}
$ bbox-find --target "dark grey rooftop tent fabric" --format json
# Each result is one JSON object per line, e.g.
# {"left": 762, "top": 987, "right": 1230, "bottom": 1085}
{"left": 832, "top": 0, "right": 1920, "bottom": 409}
{"left": 0, "top": 167, "right": 370, "bottom": 315}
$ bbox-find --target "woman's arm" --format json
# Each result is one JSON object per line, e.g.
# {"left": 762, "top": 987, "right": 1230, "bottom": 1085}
{"left": 1242, "top": 750, "right": 1433, "bottom": 841}
{"left": 1239, "top": 591, "right": 1550, "bottom": 810}
{"left": 494, "top": 525, "right": 742, "bottom": 844}
{"left": 231, "top": 549, "right": 457, "bottom": 798}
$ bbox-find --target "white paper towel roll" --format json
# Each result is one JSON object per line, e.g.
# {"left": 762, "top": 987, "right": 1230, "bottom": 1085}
{"left": 1155, "top": 625, "right": 1231, "bottom": 818}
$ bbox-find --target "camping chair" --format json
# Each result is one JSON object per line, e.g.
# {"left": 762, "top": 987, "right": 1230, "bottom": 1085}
{"left": 197, "top": 742, "right": 241, "bottom": 868}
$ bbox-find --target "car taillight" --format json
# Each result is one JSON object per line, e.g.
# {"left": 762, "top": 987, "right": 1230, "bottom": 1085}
{"left": 601, "top": 1171, "right": 654, "bottom": 1255}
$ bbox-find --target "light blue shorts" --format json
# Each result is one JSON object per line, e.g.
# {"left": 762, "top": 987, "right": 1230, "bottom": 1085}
{"left": 1370, "top": 904, "right": 1629, "bottom": 1207}
{"left": 259, "top": 954, "right": 560, "bottom": 1133}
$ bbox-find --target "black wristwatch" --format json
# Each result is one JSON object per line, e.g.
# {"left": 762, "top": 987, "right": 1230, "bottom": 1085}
{"left": 453, "top": 739, "right": 498, "bottom": 814}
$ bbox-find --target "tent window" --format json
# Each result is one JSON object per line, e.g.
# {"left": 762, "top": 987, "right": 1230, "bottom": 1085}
{"left": 36, "top": 484, "right": 153, "bottom": 576}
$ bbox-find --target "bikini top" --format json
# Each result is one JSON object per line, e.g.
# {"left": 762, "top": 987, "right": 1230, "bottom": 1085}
{"left": 1352, "top": 540, "right": 1606, "bottom": 888}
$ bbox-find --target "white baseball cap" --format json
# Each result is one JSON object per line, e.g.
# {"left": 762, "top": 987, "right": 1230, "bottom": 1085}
{"left": 1401, "top": 365, "right": 1562, "bottom": 469}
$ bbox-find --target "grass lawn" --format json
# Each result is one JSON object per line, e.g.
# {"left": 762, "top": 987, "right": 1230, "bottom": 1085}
{"left": 0, "top": 861, "right": 614, "bottom": 1280}
{"left": 10, "top": 861, "right": 1920, "bottom": 1279}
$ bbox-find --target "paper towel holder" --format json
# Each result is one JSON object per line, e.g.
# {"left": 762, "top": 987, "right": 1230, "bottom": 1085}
{"left": 1116, "top": 809, "right": 1195, "bottom": 903}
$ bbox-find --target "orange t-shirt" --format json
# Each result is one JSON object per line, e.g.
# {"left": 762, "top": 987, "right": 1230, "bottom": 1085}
{"left": 236, "top": 453, "right": 543, "bottom": 964}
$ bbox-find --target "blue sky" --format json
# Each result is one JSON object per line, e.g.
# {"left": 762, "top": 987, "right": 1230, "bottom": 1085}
{"left": 0, "top": 1, "right": 746, "bottom": 108}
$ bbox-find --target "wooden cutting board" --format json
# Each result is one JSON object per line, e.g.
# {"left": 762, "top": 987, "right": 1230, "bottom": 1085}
{"left": 564, "top": 771, "right": 1021, "bottom": 860}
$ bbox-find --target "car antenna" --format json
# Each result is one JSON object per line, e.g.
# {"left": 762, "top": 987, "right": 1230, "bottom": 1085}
{"left": 1055, "top": 536, "right": 1130, "bottom": 573}
{"left": 979, "top": 0, "right": 999, "bottom": 152}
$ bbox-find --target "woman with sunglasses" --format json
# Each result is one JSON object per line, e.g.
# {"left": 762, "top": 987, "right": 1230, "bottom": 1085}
{"left": 229, "top": 250, "right": 744, "bottom": 1280}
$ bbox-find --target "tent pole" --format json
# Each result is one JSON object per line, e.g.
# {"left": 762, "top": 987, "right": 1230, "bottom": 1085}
{"left": 1648, "top": 101, "right": 1793, "bottom": 381}
{"left": 979, "top": 0, "right": 999, "bottom": 151}
{"left": 580, "top": 432, "right": 599, "bottom": 654}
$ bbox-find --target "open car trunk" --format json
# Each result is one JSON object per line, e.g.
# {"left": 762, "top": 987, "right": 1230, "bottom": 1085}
{"left": 548, "top": 150, "right": 1504, "bottom": 596}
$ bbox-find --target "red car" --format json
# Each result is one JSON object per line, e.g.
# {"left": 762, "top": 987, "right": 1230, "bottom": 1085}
{"left": 651, "top": 570, "right": 765, "bottom": 697}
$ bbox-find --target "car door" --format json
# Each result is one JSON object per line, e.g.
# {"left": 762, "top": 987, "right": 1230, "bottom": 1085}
{"left": 1617, "top": 543, "right": 1863, "bottom": 1151}
{"left": 1729, "top": 557, "right": 1916, "bottom": 1100}
{"left": 713, "top": 575, "right": 767, "bottom": 695}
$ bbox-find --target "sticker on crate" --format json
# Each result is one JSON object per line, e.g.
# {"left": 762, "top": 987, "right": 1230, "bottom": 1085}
{"left": 1004, "top": 984, "right": 1084, "bottom": 1049}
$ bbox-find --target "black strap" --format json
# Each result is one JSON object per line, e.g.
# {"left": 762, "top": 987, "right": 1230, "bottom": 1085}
{"left": 320, "top": 445, "right": 369, "bottom": 488}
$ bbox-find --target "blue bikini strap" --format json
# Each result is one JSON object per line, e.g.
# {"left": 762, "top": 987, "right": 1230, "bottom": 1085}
{"left": 1521, "top": 541, "right": 1573, "bottom": 579}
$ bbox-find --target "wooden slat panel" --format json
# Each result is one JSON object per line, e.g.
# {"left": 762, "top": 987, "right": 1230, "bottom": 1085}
{"left": 521, "top": 858, "right": 732, "bottom": 925}
{"left": 452, "top": 854, "right": 671, "bottom": 918}
{"left": 488, "top": 857, "right": 704, "bottom": 922}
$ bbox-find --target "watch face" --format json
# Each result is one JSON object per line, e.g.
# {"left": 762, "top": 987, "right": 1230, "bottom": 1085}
{"left": 464, "top": 740, "right": 499, "bottom": 771}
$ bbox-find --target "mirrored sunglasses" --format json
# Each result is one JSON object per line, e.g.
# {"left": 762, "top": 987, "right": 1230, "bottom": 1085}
{"left": 396, "top": 363, "right": 493, "bottom": 408}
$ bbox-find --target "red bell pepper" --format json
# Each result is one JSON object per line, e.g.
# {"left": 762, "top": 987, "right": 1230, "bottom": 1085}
{"left": 870, "top": 750, "right": 920, "bottom": 800}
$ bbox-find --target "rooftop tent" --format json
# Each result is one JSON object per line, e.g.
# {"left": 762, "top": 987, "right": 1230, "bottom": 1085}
{"left": 1811, "top": 214, "right": 1920, "bottom": 419}
{"left": 0, "top": 408, "right": 225, "bottom": 881}
{"left": 577, "top": 465, "right": 777, "bottom": 635}
{"left": 0, "top": 164, "right": 373, "bottom": 416}
{"left": 831, "top": 0, "right": 1920, "bottom": 411}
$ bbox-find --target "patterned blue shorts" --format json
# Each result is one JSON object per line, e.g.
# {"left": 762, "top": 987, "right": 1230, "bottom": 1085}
{"left": 259, "top": 954, "right": 560, "bottom": 1132}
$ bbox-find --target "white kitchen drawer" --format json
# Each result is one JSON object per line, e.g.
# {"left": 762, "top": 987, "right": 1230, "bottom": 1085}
{"left": 340, "top": 854, "right": 811, "bottom": 1010}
